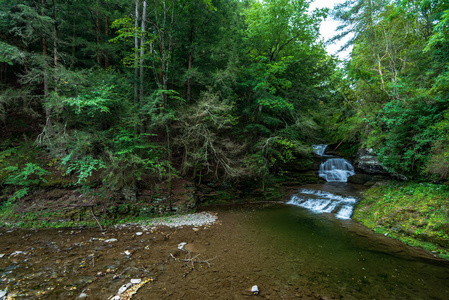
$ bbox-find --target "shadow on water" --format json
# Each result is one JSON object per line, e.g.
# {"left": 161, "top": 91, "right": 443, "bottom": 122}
{"left": 229, "top": 183, "right": 449, "bottom": 299}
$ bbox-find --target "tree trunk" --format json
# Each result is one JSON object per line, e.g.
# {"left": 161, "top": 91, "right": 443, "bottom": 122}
{"left": 187, "top": 51, "right": 192, "bottom": 101}
{"left": 72, "top": 8, "right": 76, "bottom": 67}
{"left": 42, "top": 0, "right": 51, "bottom": 132}
{"left": 53, "top": 0, "right": 58, "bottom": 70}
{"left": 186, "top": 24, "right": 194, "bottom": 102}
{"left": 134, "top": 0, "right": 139, "bottom": 104}
{"left": 0, "top": 63, "right": 4, "bottom": 83}
{"left": 42, "top": 37, "right": 49, "bottom": 99}
{"left": 96, "top": 0, "right": 101, "bottom": 65}
{"left": 105, "top": 12, "right": 109, "bottom": 69}
{"left": 140, "top": 0, "right": 147, "bottom": 107}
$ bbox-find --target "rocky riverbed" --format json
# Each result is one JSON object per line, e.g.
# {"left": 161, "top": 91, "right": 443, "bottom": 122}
{"left": 0, "top": 209, "right": 323, "bottom": 300}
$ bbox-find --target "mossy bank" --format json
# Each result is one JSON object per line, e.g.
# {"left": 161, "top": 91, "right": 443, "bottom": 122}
{"left": 353, "top": 182, "right": 449, "bottom": 259}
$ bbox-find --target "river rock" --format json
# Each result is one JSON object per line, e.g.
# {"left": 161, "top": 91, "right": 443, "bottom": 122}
{"left": 251, "top": 285, "right": 259, "bottom": 295}
{"left": 10, "top": 251, "right": 25, "bottom": 256}
{"left": 348, "top": 174, "right": 390, "bottom": 186}
{"left": 178, "top": 242, "right": 187, "bottom": 250}
{"left": 118, "top": 283, "right": 132, "bottom": 295}
{"left": 354, "top": 149, "right": 389, "bottom": 175}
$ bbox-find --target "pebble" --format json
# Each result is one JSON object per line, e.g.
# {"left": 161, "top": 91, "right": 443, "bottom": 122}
{"left": 105, "top": 238, "right": 118, "bottom": 243}
{"left": 118, "top": 283, "right": 132, "bottom": 295}
{"left": 124, "top": 250, "right": 131, "bottom": 256}
{"left": 251, "top": 285, "right": 259, "bottom": 295}
{"left": 136, "top": 232, "right": 143, "bottom": 236}
{"left": 178, "top": 242, "right": 187, "bottom": 250}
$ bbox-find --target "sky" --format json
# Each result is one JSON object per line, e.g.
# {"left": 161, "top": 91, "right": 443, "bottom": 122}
{"left": 308, "top": 0, "right": 353, "bottom": 60}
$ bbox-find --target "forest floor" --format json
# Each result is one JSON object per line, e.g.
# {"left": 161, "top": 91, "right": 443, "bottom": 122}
{"left": 0, "top": 207, "right": 329, "bottom": 300}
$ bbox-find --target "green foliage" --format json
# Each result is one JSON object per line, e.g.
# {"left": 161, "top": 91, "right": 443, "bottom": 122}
{"left": 4, "top": 163, "right": 50, "bottom": 186}
{"left": 0, "top": 147, "right": 50, "bottom": 201}
{"left": 102, "top": 127, "right": 173, "bottom": 190}
{"left": 354, "top": 182, "right": 449, "bottom": 258}
{"left": 62, "top": 83, "right": 117, "bottom": 116}
{"left": 0, "top": 0, "right": 339, "bottom": 195}
{"left": 174, "top": 90, "right": 242, "bottom": 181}
{"left": 0, "top": 41, "right": 25, "bottom": 65}
{"left": 366, "top": 99, "right": 443, "bottom": 178}
{"left": 61, "top": 153, "right": 105, "bottom": 185}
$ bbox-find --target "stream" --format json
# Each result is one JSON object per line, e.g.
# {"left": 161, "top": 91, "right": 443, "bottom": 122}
{"left": 0, "top": 147, "right": 448, "bottom": 299}
{"left": 234, "top": 182, "right": 449, "bottom": 299}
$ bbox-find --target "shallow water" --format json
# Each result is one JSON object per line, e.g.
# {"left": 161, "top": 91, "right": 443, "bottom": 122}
{"left": 231, "top": 183, "right": 449, "bottom": 299}
{"left": 0, "top": 183, "right": 448, "bottom": 299}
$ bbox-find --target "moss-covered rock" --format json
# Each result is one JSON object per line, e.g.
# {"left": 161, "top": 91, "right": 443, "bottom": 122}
{"left": 354, "top": 182, "right": 449, "bottom": 259}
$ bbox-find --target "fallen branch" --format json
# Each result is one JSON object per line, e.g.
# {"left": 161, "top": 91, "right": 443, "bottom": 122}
{"left": 90, "top": 206, "right": 103, "bottom": 231}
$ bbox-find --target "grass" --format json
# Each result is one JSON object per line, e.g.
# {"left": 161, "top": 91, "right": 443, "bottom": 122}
{"left": 353, "top": 181, "right": 449, "bottom": 259}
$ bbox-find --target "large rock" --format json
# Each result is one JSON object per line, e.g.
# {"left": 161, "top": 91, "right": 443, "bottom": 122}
{"left": 355, "top": 148, "right": 389, "bottom": 175}
{"left": 348, "top": 174, "right": 390, "bottom": 186}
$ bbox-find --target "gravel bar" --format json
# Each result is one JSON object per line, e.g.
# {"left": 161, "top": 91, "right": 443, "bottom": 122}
{"left": 145, "top": 212, "right": 218, "bottom": 228}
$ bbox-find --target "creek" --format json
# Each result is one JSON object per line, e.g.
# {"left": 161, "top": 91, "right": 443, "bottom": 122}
{"left": 250, "top": 145, "right": 449, "bottom": 298}
{"left": 0, "top": 147, "right": 448, "bottom": 299}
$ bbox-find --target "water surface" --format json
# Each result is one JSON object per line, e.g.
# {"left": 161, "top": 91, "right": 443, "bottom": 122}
{"left": 229, "top": 183, "right": 449, "bottom": 299}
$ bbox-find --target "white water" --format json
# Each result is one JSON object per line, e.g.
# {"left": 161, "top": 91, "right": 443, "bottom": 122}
{"left": 288, "top": 145, "right": 358, "bottom": 219}
{"left": 312, "top": 144, "right": 328, "bottom": 156}
{"left": 319, "top": 158, "right": 355, "bottom": 182}
{"left": 287, "top": 189, "right": 357, "bottom": 219}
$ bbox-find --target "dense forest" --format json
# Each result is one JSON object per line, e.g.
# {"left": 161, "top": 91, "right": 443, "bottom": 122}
{"left": 1, "top": 0, "right": 449, "bottom": 223}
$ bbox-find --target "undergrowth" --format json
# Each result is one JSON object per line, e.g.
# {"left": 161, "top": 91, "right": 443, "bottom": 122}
{"left": 0, "top": 201, "right": 177, "bottom": 229}
{"left": 354, "top": 181, "right": 449, "bottom": 259}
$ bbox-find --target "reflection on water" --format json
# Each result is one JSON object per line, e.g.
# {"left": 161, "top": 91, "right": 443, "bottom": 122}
{"left": 236, "top": 183, "right": 449, "bottom": 299}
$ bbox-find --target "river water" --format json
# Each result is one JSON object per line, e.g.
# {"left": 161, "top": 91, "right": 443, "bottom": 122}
{"left": 0, "top": 183, "right": 448, "bottom": 299}
{"left": 234, "top": 182, "right": 449, "bottom": 299}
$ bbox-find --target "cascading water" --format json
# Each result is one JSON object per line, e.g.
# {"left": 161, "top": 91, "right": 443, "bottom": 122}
{"left": 312, "top": 144, "right": 328, "bottom": 156}
{"left": 287, "top": 189, "right": 357, "bottom": 219}
{"left": 287, "top": 145, "right": 358, "bottom": 219}
{"left": 319, "top": 158, "right": 355, "bottom": 182}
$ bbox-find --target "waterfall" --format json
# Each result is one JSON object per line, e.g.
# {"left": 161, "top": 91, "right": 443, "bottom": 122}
{"left": 313, "top": 144, "right": 355, "bottom": 183}
{"left": 319, "top": 158, "right": 355, "bottom": 182}
{"left": 287, "top": 189, "right": 357, "bottom": 220}
{"left": 286, "top": 144, "right": 358, "bottom": 219}
{"left": 312, "top": 144, "right": 328, "bottom": 156}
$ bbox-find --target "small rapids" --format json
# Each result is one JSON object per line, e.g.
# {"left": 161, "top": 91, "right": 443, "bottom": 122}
{"left": 288, "top": 144, "right": 357, "bottom": 219}
{"left": 319, "top": 158, "right": 355, "bottom": 182}
{"left": 287, "top": 189, "right": 357, "bottom": 219}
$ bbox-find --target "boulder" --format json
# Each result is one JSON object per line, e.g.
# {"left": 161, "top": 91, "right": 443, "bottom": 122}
{"left": 348, "top": 174, "right": 390, "bottom": 186}
{"left": 354, "top": 149, "right": 389, "bottom": 175}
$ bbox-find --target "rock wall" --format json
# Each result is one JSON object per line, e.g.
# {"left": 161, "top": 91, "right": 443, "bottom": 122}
{"left": 354, "top": 148, "right": 389, "bottom": 175}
